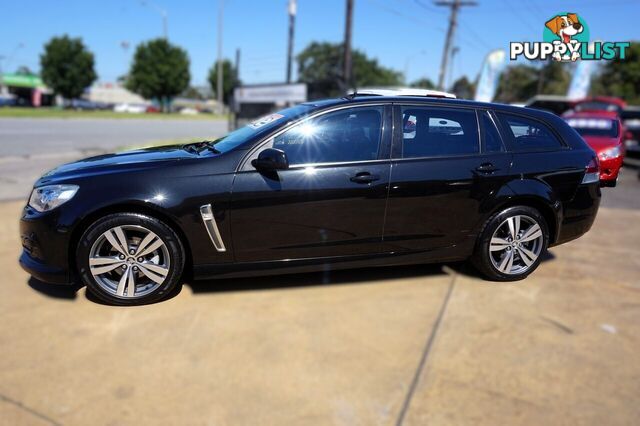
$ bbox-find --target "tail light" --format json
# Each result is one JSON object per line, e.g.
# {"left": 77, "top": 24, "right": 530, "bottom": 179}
{"left": 581, "top": 157, "right": 600, "bottom": 184}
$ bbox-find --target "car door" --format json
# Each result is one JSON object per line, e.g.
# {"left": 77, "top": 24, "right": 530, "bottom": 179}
{"left": 381, "top": 104, "right": 513, "bottom": 254}
{"left": 230, "top": 104, "right": 392, "bottom": 262}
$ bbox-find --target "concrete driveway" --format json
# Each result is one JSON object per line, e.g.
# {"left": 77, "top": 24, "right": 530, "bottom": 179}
{"left": 1, "top": 179, "right": 640, "bottom": 425}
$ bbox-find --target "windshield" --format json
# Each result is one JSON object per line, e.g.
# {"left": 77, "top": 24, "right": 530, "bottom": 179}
{"left": 566, "top": 117, "right": 619, "bottom": 138}
{"left": 211, "top": 104, "right": 314, "bottom": 153}
{"left": 575, "top": 101, "right": 622, "bottom": 113}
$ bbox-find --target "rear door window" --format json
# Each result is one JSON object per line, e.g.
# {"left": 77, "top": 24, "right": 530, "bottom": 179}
{"left": 398, "top": 107, "right": 479, "bottom": 158}
{"left": 496, "top": 112, "right": 563, "bottom": 151}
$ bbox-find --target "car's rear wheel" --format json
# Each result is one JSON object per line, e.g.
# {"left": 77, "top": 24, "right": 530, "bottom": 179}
{"left": 472, "top": 206, "right": 548, "bottom": 281}
{"left": 76, "top": 213, "right": 185, "bottom": 305}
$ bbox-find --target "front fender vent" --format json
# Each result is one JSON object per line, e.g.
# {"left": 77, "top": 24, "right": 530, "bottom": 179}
{"left": 200, "top": 204, "right": 227, "bottom": 252}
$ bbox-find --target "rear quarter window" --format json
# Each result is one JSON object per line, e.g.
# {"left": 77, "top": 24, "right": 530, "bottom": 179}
{"left": 496, "top": 112, "right": 563, "bottom": 152}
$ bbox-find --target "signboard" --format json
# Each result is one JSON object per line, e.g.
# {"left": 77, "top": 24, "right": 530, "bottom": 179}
{"left": 234, "top": 83, "right": 307, "bottom": 105}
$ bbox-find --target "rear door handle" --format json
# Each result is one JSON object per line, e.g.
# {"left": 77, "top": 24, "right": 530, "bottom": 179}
{"left": 350, "top": 172, "right": 380, "bottom": 184}
{"left": 475, "top": 163, "right": 499, "bottom": 174}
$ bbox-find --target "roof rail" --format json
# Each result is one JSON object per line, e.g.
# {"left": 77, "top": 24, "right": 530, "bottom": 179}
{"left": 347, "top": 87, "right": 457, "bottom": 99}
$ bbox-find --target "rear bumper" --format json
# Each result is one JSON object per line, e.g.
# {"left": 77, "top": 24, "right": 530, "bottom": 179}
{"left": 553, "top": 182, "right": 601, "bottom": 246}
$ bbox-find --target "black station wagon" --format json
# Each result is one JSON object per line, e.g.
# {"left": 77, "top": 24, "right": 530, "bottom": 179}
{"left": 20, "top": 90, "right": 601, "bottom": 305}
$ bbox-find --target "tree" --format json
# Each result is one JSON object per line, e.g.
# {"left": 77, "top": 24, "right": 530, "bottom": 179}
{"left": 181, "top": 86, "right": 205, "bottom": 100}
{"left": 297, "top": 42, "right": 402, "bottom": 99}
{"left": 451, "top": 76, "right": 475, "bottom": 99}
{"left": 207, "top": 59, "right": 240, "bottom": 106}
{"left": 538, "top": 61, "right": 571, "bottom": 95}
{"left": 127, "top": 38, "right": 190, "bottom": 112}
{"left": 494, "top": 64, "right": 539, "bottom": 103}
{"left": 592, "top": 42, "right": 640, "bottom": 104}
{"left": 410, "top": 78, "right": 435, "bottom": 89}
{"left": 16, "top": 66, "right": 34, "bottom": 76}
{"left": 40, "top": 35, "right": 97, "bottom": 99}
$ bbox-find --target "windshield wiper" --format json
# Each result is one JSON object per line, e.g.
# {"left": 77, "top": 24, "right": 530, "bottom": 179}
{"left": 182, "top": 140, "right": 221, "bottom": 154}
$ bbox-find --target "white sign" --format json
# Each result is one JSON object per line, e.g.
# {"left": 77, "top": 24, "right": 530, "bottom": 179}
{"left": 234, "top": 84, "right": 307, "bottom": 104}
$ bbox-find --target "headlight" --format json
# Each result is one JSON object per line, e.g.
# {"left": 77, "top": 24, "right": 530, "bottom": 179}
{"left": 28, "top": 185, "right": 79, "bottom": 212}
{"left": 599, "top": 146, "right": 622, "bottom": 161}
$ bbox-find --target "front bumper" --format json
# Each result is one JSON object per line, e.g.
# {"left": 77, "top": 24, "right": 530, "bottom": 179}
{"left": 599, "top": 156, "right": 624, "bottom": 182}
{"left": 19, "top": 251, "right": 70, "bottom": 284}
{"left": 19, "top": 205, "right": 73, "bottom": 285}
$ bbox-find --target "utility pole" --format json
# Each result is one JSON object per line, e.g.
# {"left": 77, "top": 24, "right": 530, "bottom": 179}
{"left": 343, "top": 0, "right": 354, "bottom": 93}
{"left": 140, "top": 1, "right": 168, "bottom": 39}
{"left": 286, "top": 0, "right": 297, "bottom": 84}
{"left": 448, "top": 46, "right": 459, "bottom": 90}
{"left": 235, "top": 48, "right": 241, "bottom": 83}
{"left": 217, "top": 0, "right": 224, "bottom": 114}
{"left": 162, "top": 11, "right": 168, "bottom": 39}
{"left": 435, "top": 0, "right": 476, "bottom": 90}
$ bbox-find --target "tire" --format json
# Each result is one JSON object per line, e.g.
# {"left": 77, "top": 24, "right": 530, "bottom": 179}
{"left": 471, "top": 206, "right": 549, "bottom": 281}
{"left": 76, "top": 213, "right": 185, "bottom": 305}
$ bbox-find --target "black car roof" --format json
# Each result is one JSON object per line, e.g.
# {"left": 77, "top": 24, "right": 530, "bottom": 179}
{"left": 301, "top": 95, "right": 560, "bottom": 121}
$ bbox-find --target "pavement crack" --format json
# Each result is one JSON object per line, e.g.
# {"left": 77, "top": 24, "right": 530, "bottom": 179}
{"left": 0, "top": 392, "right": 62, "bottom": 426}
{"left": 539, "top": 315, "right": 574, "bottom": 334}
{"left": 395, "top": 267, "right": 457, "bottom": 426}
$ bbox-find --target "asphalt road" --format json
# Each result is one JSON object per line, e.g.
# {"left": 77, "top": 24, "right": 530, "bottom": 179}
{"left": 0, "top": 118, "right": 229, "bottom": 201}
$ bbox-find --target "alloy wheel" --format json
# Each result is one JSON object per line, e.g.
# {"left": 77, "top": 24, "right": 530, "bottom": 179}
{"left": 88, "top": 225, "right": 170, "bottom": 298}
{"left": 488, "top": 214, "right": 544, "bottom": 275}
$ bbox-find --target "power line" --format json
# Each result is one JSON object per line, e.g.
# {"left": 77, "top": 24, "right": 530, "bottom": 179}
{"left": 501, "top": 0, "right": 537, "bottom": 35}
{"left": 456, "top": 17, "right": 492, "bottom": 50}
{"left": 413, "top": 0, "right": 446, "bottom": 14}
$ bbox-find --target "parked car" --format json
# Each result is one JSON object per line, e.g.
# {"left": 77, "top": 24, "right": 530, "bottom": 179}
{"left": 113, "top": 103, "right": 147, "bottom": 114}
{"left": 525, "top": 95, "right": 577, "bottom": 116}
{"left": 565, "top": 111, "right": 625, "bottom": 186}
{"left": 0, "top": 94, "right": 17, "bottom": 107}
{"left": 571, "top": 96, "right": 627, "bottom": 115}
{"left": 620, "top": 106, "right": 640, "bottom": 164}
{"left": 20, "top": 90, "right": 602, "bottom": 305}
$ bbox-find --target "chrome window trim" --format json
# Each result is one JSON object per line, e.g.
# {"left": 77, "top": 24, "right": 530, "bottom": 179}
{"left": 199, "top": 204, "right": 226, "bottom": 252}
{"left": 238, "top": 103, "right": 388, "bottom": 172}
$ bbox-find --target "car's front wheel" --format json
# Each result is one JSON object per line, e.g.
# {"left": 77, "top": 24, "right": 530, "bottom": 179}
{"left": 76, "top": 213, "right": 185, "bottom": 305}
{"left": 472, "top": 206, "right": 549, "bottom": 281}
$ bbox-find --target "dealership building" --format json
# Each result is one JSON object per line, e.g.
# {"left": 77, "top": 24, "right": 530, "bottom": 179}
{"left": 0, "top": 73, "right": 54, "bottom": 106}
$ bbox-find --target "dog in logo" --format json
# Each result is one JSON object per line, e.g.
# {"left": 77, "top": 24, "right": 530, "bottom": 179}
{"left": 545, "top": 13, "right": 584, "bottom": 61}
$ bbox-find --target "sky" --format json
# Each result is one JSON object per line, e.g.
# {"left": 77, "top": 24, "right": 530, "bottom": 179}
{"left": 1, "top": 0, "right": 639, "bottom": 89}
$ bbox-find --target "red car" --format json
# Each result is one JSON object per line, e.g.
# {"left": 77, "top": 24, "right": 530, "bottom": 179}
{"left": 573, "top": 96, "right": 627, "bottom": 115}
{"left": 565, "top": 111, "right": 625, "bottom": 186}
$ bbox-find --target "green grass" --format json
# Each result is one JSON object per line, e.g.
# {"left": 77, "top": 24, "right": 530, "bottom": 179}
{"left": 0, "top": 107, "right": 227, "bottom": 120}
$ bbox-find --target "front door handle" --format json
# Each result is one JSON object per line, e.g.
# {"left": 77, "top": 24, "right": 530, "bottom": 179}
{"left": 350, "top": 172, "right": 380, "bottom": 184}
{"left": 475, "top": 162, "right": 499, "bottom": 174}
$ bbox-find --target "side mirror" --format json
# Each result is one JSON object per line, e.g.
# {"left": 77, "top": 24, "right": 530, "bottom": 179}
{"left": 251, "top": 148, "right": 289, "bottom": 171}
{"left": 624, "top": 130, "right": 634, "bottom": 142}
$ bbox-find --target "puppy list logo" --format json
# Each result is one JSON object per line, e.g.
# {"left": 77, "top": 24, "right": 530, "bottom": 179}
{"left": 510, "top": 12, "right": 630, "bottom": 62}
